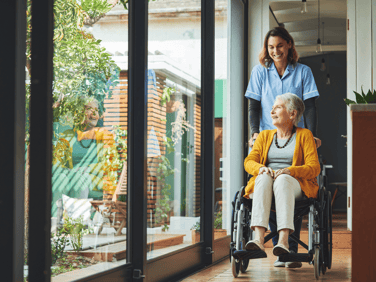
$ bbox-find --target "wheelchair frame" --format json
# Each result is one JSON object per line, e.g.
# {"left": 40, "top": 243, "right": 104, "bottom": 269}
{"left": 230, "top": 166, "right": 333, "bottom": 280}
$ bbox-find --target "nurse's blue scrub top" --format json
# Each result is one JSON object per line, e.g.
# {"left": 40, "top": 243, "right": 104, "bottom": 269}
{"left": 245, "top": 62, "right": 319, "bottom": 132}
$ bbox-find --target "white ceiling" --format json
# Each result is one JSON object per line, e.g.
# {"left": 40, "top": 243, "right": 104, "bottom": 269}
{"left": 270, "top": 0, "right": 347, "bottom": 58}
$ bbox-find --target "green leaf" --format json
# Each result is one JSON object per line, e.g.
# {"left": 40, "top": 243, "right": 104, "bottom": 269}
{"left": 344, "top": 98, "right": 356, "bottom": 106}
{"left": 354, "top": 91, "right": 367, "bottom": 104}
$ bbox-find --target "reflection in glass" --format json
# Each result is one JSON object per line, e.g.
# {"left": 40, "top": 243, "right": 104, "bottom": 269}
{"left": 29, "top": 1, "right": 131, "bottom": 280}
{"left": 147, "top": 1, "right": 202, "bottom": 259}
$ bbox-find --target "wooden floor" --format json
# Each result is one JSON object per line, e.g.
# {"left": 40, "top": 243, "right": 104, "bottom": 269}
{"left": 181, "top": 213, "right": 351, "bottom": 281}
{"left": 180, "top": 248, "right": 351, "bottom": 281}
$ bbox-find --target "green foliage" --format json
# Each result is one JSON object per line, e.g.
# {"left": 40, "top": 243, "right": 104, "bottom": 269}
{"left": 113, "top": 125, "right": 128, "bottom": 157}
{"left": 26, "top": 0, "right": 120, "bottom": 135}
{"left": 155, "top": 145, "right": 175, "bottom": 231}
{"left": 112, "top": 125, "right": 128, "bottom": 184}
{"left": 51, "top": 226, "right": 70, "bottom": 265}
{"left": 51, "top": 254, "right": 89, "bottom": 277}
{"left": 190, "top": 221, "right": 200, "bottom": 232}
{"left": 62, "top": 213, "right": 92, "bottom": 253}
{"left": 53, "top": 95, "right": 94, "bottom": 132}
{"left": 154, "top": 136, "right": 182, "bottom": 231}
{"left": 344, "top": 87, "right": 376, "bottom": 106}
{"left": 81, "top": 0, "right": 112, "bottom": 18}
{"left": 190, "top": 212, "right": 221, "bottom": 233}
{"left": 214, "top": 211, "right": 222, "bottom": 229}
{"left": 51, "top": 213, "right": 93, "bottom": 265}
{"left": 160, "top": 87, "right": 175, "bottom": 106}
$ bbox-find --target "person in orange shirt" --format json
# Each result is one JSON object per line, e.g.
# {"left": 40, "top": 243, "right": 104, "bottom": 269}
{"left": 52, "top": 98, "right": 118, "bottom": 216}
{"left": 243, "top": 93, "right": 320, "bottom": 258}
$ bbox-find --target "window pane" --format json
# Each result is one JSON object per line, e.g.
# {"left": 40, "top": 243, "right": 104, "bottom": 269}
{"left": 48, "top": 2, "right": 128, "bottom": 280}
{"left": 147, "top": 1, "right": 201, "bottom": 260}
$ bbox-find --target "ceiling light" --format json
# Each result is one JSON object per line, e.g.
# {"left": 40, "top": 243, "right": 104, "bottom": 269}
{"left": 326, "top": 74, "right": 331, "bottom": 85}
{"left": 301, "top": 0, "right": 307, "bottom": 14}
{"left": 316, "top": 39, "right": 322, "bottom": 53}
{"left": 320, "top": 58, "right": 326, "bottom": 71}
{"left": 316, "top": 0, "right": 322, "bottom": 53}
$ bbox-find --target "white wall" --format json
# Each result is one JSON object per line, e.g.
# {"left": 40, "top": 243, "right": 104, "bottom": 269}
{"left": 90, "top": 17, "right": 227, "bottom": 81}
{"left": 347, "top": 0, "right": 356, "bottom": 232}
{"left": 223, "top": 0, "right": 245, "bottom": 231}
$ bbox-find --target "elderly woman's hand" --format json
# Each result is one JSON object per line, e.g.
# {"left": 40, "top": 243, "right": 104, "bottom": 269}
{"left": 274, "top": 168, "right": 291, "bottom": 179}
{"left": 259, "top": 166, "right": 275, "bottom": 178}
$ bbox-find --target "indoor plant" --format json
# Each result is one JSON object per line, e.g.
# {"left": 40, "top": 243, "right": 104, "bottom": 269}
{"left": 190, "top": 222, "right": 200, "bottom": 244}
{"left": 344, "top": 87, "right": 376, "bottom": 105}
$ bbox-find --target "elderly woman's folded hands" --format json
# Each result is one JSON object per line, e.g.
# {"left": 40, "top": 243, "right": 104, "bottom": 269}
{"left": 259, "top": 166, "right": 291, "bottom": 180}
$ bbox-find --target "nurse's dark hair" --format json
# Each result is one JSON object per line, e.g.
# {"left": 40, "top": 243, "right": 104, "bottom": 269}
{"left": 276, "top": 93, "right": 305, "bottom": 127}
{"left": 259, "top": 26, "right": 299, "bottom": 68}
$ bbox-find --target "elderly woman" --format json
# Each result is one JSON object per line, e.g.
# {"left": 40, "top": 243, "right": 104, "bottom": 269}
{"left": 244, "top": 93, "right": 320, "bottom": 256}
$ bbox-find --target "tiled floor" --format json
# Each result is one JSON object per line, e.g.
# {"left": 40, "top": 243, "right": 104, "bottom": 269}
{"left": 180, "top": 248, "right": 351, "bottom": 281}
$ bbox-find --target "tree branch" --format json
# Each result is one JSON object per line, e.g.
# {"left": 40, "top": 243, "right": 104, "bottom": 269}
{"left": 83, "top": 0, "right": 119, "bottom": 26}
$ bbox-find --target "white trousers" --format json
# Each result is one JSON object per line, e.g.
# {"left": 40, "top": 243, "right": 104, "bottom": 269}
{"left": 250, "top": 173, "right": 303, "bottom": 233}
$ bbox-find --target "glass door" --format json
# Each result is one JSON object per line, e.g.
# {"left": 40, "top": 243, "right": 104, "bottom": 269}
{"left": 146, "top": 0, "right": 202, "bottom": 262}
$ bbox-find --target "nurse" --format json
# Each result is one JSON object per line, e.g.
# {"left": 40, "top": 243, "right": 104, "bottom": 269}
{"left": 245, "top": 26, "right": 321, "bottom": 268}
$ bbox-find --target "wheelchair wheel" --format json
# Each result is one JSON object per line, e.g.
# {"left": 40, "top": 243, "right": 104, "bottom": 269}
{"left": 240, "top": 258, "right": 249, "bottom": 273}
{"left": 326, "top": 191, "right": 333, "bottom": 269}
{"left": 232, "top": 258, "right": 241, "bottom": 278}
{"left": 240, "top": 212, "right": 251, "bottom": 273}
{"left": 319, "top": 188, "right": 327, "bottom": 275}
{"left": 231, "top": 191, "right": 240, "bottom": 243}
{"left": 230, "top": 191, "right": 240, "bottom": 262}
{"left": 314, "top": 246, "right": 320, "bottom": 280}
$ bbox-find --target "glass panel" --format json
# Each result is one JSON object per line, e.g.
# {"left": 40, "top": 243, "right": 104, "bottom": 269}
{"left": 48, "top": 2, "right": 129, "bottom": 280}
{"left": 214, "top": 0, "right": 228, "bottom": 241}
{"left": 147, "top": 1, "right": 201, "bottom": 260}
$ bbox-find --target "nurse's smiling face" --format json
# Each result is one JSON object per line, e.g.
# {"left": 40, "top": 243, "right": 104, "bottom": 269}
{"left": 267, "top": 36, "right": 291, "bottom": 65}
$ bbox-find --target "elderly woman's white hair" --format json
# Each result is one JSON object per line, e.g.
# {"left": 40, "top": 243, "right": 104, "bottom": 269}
{"left": 275, "top": 93, "right": 305, "bottom": 127}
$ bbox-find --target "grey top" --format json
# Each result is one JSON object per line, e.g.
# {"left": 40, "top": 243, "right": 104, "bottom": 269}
{"left": 266, "top": 133, "right": 296, "bottom": 171}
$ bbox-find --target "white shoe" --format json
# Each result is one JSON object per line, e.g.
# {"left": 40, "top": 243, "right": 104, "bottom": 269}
{"left": 274, "top": 257, "right": 285, "bottom": 267}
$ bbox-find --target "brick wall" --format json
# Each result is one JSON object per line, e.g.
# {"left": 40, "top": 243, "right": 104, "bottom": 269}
{"left": 103, "top": 70, "right": 202, "bottom": 225}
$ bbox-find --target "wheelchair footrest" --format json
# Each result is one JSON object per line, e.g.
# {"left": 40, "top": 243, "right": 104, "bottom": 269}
{"left": 278, "top": 253, "right": 312, "bottom": 263}
{"left": 232, "top": 250, "right": 267, "bottom": 260}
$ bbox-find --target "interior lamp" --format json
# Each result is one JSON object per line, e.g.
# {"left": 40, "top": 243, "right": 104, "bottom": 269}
{"left": 301, "top": 0, "right": 307, "bottom": 14}
{"left": 326, "top": 74, "right": 331, "bottom": 85}
{"left": 316, "top": 38, "right": 322, "bottom": 53}
{"left": 320, "top": 58, "right": 326, "bottom": 71}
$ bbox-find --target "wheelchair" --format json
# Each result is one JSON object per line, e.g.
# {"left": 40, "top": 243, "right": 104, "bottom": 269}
{"left": 230, "top": 162, "right": 333, "bottom": 280}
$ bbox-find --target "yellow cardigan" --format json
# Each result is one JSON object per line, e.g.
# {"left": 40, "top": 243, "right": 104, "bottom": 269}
{"left": 244, "top": 127, "right": 320, "bottom": 199}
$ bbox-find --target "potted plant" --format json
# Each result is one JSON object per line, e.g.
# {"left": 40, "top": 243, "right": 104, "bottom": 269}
{"left": 214, "top": 211, "right": 227, "bottom": 240}
{"left": 190, "top": 222, "right": 200, "bottom": 244}
{"left": 345, "top": 87, "right": 376, "bottom": 270}
{"left": 190, "top": 212, "right": 227, "bottom": 244}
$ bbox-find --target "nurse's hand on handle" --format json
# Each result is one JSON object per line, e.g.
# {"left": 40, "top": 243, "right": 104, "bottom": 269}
{"left": 248, "top": 132, "right": 259, "bottom": 148}
{"left": 314, "top": 137, "right": 321, "bottom": 148}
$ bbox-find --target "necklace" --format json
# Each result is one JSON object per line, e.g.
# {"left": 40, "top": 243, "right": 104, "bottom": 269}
{"left": 78, "top": 138, "right": 95, "bottom": 149}
{"left": 275, "top": 127, "right": 295, "bottom": 149}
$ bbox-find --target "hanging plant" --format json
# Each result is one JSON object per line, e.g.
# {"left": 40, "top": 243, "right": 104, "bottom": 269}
{"left": 170, "top": 100, "right": 195, "bottom": 144}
